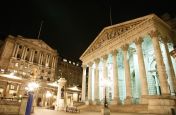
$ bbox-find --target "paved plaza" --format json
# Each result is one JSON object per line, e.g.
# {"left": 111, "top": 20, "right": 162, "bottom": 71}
{"left": 31, "top": 107, "right": 161, "bottom": 115}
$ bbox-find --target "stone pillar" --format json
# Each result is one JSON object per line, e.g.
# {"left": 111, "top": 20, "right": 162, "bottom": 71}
{"left": 31, "top": 50, "right": 35, "bottom": 62}
{"left": 87, "top": 62, "right": 93, "bottom": 104}
{"left": 55, "top": 78, "right": 67, "bottom": 111}
{"left": 21, "top": 46, "right": 25, "bottom": 60}
{"left": 38, "top": 52, "right": 41, "bottom": 65}
{"left": 29, "top": 50, "right": 33, "bottom": 62}
{"left": 12, "top": 43, "right": 17, "bottom": 57}
{"left": 45, "top": 54, "right": 48, "bottom": 66}
{"left": 19, "top": 96, "right": 28, "bottom": 115}
{"left": 163, "top": 38, "right": 176, "bottom": 95}
{"left": 135, "top": 38, "right": 148, "bottom": 103}
{"left": 150, "top": 30, "right": 170, "bottom": 95}
{"left": 48, "top": 55, "right": 51, "bottom": 66}
{"left": 111, "top": 49, "right": 119, "bottom": 104}
{"left": 94, "top": 59, "right": 100, "bottom": 104}
{"left": 5, "top": 82, "right": 10, "bottom": 97}
{"left": 23, "top": 47, "right": 28, "bottom": 60}
{"left": 102, "top": 55, "right": 108, "bottom": 100}
{"left": 81, "top": 65, "right": 87, "bottom": 102}
{"left": 15, "top": 44, "right": 19, "bottom": 58}
{"left": 122, "top": 44, "right": 132, "bottom": 104}
{"left": 40, "top": 54, "right": 43, "bottom": 65}
{"left": 16, "top": 84, "right": 20, "bottom": 96}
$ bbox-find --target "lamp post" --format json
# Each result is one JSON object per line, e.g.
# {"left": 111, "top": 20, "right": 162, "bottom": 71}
{"left": 25, "top": 81, "right": 39, "bottom": 115}
{"left": 101, "top": 79, "right": 110, "bottom": 115}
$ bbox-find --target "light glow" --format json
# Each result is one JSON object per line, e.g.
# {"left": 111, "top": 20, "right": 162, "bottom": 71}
{"left": 26, "top": 82, "right": 39, "bottom": 91}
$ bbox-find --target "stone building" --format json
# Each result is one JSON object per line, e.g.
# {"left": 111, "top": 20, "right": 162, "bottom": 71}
{"left": 80, "top": 14, "right": 176, "bottom": 114}
{"left": 57, "top": 57, "right": 82, "bottom": 105}
{"left": 57, "top": 57, "right": 82, "bottom": 87}
{"left": 0, "top": 35, "right": 58, "bottom": 107}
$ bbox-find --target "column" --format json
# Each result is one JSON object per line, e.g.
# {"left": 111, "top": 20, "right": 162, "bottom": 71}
{"left": 122, "top": 44, "right": 132, "bottom": 104}
{"left": 45, "top": 54, "right": 48, "bottom": 66}
{"left": 5, "top": 82, "right": 10, "bottom": 97}
{"left": 38, "top": 52, "right": 41, "bottom": 65}
{"left": 87, "top": 62, "right": 93, "bottom": 104}
{"left": 102, "top": 55, "right": 108, "bottom": 99}
{"left": 135, "top": 38, "right": 149, "bottom": 104}
{"left": 112, "top": 49, "right": 119, "bottom": 104}
{"left": 31, "top": 50, "right": 35, "bottom": 62}
{"left": 23, "top": 48, "right": 28, "bottom": 61}
{"left": 51, "top": 57, "right": 54, "bottom": 68}
{"left": 81, "top": 65, "right": 87, "bottom": 102}
{"left": 29, "top": 50, "right": 33, "bottom": 62}
{"left": 48, "top": 55, "right": 51, "bottom": 66}
{"left": 40, "top": 54, "right": 43, "bottom": 65}
{"left": 21, "top": 46, "right": 26, "bottom": 60}
{"left": 150, "top": 30, "right": 170, "bottom": 95}
{"left": 94, "top": 59, "right": 100, "bottom": 104}
{"left": 15, "top": 44, "right": 19, "bottom": 58}
{"left": 135, "top": 38, "right": 148, "bottom": 95}
{"left": 163, "top": 38, "right": 176, "bottom": 95}
{"left": 16, "top": 84, "right": 20, "bottom": 95}
{"left": 12, "top": 43, "right": 17, "bottom": 57}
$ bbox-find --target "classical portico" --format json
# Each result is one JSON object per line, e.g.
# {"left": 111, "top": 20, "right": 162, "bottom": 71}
{"left": 80, "top": 14, "right": 176, "bottom": 113}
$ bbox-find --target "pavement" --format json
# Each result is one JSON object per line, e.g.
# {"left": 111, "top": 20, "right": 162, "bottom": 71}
{"left": 31, "top": 107, "right": 161, "bottom": 115}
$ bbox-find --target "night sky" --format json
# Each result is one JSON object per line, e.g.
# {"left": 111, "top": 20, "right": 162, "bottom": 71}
{"left": 0, "top": 0, "right": 175, "bottom": 62}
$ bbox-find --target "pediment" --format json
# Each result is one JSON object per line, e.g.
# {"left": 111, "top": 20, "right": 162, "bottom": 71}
{"left": 21, "top": 38, "right": 55, "bottom": 51}
{"left": 80, "top": 14, "right": 156, "bottom": 59}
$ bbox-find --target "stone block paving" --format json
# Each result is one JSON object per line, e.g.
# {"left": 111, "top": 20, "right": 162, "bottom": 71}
{"left": 31, "top": 107, "right": 161, "bottom": 115}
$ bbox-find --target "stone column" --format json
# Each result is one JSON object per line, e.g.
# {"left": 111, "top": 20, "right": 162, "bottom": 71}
{"left": 122, "top": 44, "right": 132, "bottom": 104}
{"left": 45, "top": 54, "right": 48, "bottom": 67}
{"left": 31, "top": 50, "right": 35, "bottom": 62}
{"left": 5, "top": 82, "right": 10, "bottom": 98}
{"left": 29, "top": 50, "right": 33, "bottom": 62}
{"left": 81, "top": 65, "right": 87, "bottom": 102}
{"left": 21, "top": 46, "right": 25, "bottom": 60}
{"left": 163, "top": 38, "right": 176, "bottom": 95}
{"left": 48, "top": 55, "right": 51, "bottom": 66}
{"left": 12, "top": 43, "right": 17, "bottom": 57}
{"left": 102, "top": 55, "right": 108, "bottom": 100}
{"left": 111, "top": 49, "right": 119, "bottom": 104}
{"left": 15, "top": 44, "right": 19, "bottom": 58}
{"left": 55, "top": 78, "right": 67, "bottom": 111}
{"left": 87, "top": 62, "right": 93, "bottom": 104}
{"left": 94, "top": 59, "right": 100, "bottom": 104}
{"left": 16, "top": 84, "right": 20, "bottom": 95}
{"left": 38, "top": 52, "right": 41, "bottom": 65}
{"left": 150, "top": 30, "right": 170, "bottom": 95}
{"left": 135, "top": 38, "right": 148, "bottom": 103}
{"left": 40, "top": 54, "right": 43, "bottom": 65}
{"left": 23, "top": 47, "right": 28, "bottom": 61}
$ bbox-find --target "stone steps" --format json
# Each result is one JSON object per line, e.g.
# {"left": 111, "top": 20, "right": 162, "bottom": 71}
{"left": 78, "top": 104, "right": 148, "bottom": 113}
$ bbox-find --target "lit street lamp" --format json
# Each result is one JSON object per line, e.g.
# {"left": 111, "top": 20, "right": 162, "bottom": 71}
{"left": 101, "top": 78, "right": 110, "bottom": 115}
{"left": 25, "top": 81, "right": 39, "bottom": 115}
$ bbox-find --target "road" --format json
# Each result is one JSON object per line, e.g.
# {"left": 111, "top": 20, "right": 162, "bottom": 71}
{"left": 31, "top": 107, "right": 160, "bottom": 115}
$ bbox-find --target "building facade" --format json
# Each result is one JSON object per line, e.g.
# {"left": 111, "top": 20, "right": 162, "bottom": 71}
{"left": 57, "top": 57, "right": 82, "bottom": 106}
{"left": 80, "top": 14, "right": 176, "bottom": 113}
{"left": 57, "top": 57, "right": 82, "bottom": 87}
{"left": 0, "top": 35, "right": 58, "bottom": 107}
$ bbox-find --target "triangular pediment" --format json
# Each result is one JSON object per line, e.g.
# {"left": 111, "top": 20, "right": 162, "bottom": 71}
{"left": 80, "top": 14, "right": 156, "bottom": 59}
{"left": 20, "top": 38, "right": 55, "bottom": 52}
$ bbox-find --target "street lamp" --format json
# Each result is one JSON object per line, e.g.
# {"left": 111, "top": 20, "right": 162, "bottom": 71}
{"left": 25, "top": 81, "right": 39, "bottom": 115}
{"left": 101, "top": 78, "right": 111, "bottom": 115}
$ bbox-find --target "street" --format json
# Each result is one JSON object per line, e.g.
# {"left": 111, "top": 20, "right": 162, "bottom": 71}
{"left": 31, "top": 107, "right": 160, "bottom": 115}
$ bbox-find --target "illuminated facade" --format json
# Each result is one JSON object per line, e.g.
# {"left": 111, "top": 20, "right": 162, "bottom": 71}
{"left": 80, "top": 14, "right": 176, "bottom": 113}
{"left": 0, "top": 35, "right": 58, "bottom": 107}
